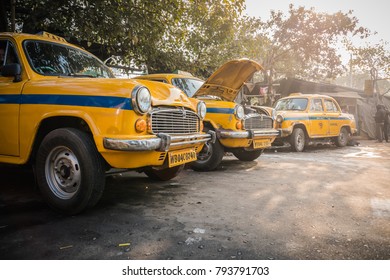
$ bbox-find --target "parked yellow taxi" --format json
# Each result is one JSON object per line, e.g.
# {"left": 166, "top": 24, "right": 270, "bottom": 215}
{"left": 273, "top": 93, "right": 357, "bottom": 152}
{"left": 0, "top": 32, "right": 212, "bottom": 214}
{"left": 136, "top": 59, "right": 279, "bottom": 171}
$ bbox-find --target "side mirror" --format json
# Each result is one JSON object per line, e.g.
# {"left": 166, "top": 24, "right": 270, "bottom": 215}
{"left": 1, "top": 63, "right": 22, "bottom": 82}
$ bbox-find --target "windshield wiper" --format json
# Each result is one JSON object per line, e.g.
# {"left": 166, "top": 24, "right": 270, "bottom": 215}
{"left": 67, "top": 73, "right": 96, "bottom": 78}
{"left": 58, "top": 73, "right": 97, "bottom": 78}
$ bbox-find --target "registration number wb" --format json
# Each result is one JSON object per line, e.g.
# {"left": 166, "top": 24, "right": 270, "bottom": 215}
{"left": 168, "top": 149, "right": 197, "bottom": 167}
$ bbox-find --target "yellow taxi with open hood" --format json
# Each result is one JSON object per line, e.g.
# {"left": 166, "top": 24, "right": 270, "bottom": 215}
{"left": 136, "top": 59, "right": 279, "bottom": 171}
{"left": 0, "top": 32, "right": 213, "bottom": 214}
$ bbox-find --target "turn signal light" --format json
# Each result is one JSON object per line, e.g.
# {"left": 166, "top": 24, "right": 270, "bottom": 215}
{"left": 135, "top": 118, "right": 147, "bottom": 133}
{"left": 236, "top": 121, "right": 242, "bottom": 130}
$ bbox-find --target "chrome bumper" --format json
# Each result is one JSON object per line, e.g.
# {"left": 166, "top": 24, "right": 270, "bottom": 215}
{"left": 278, "top": 128, "right": 293, "bottom": 138}
{"left": 103, "top": 131, "right": 216, "bottom": 152}
{"left": 217, "top": 129, "right": 280, "bottom": 139}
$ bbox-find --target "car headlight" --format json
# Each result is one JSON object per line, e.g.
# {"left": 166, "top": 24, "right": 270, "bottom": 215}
{"left": 132, "top": 86, "right": 151, "bottom": 114}
{"left": 276, "top": 114, "right": 284, "bottom": 123}
{"left": 197, "top": 101, "right": 207, "bottom": 119}
{"left": 234, "top": 105, "right": 245, "bottom": 120}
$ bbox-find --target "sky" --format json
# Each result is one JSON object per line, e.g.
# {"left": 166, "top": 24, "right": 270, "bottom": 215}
{"left": 244, "top": 0, "right": 390, "bottom": 61}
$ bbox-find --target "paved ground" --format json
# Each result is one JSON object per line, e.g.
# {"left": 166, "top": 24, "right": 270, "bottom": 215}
{"left": 0, "top": 139, "right": 389, "bottom": 260}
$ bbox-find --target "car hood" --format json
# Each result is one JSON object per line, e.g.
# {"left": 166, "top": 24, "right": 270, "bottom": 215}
{"left": 194, "top": 59, "right": 262, "bottom": 102}
{"left": 134, "top": 79, "right": 196, "bottom": 109}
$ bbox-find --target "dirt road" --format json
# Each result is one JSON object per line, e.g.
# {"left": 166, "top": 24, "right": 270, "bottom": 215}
{"left": 0, "top": 139, "right": 389, "bottom": 259}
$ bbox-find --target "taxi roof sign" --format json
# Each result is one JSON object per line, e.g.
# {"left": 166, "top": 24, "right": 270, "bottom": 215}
{"left": 36, "top": 31, "right": 67, "bottom": 42}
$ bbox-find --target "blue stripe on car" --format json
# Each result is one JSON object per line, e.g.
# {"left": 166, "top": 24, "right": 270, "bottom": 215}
{"left": 284, "top": 116, "right": 350, "bottom": 121}
{"left": 207, "top": 107, "right": 234, "bottom": 114}
{"left": 0, "top": 94, "right": 133, "bottom": 110}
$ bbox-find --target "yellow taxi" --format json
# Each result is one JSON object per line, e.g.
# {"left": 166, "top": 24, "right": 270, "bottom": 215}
{"left": 0, "top": 32, "right": 212, "bottom": 214}
{"left": 136, "top": 59, "right": 279, "bottom": 171}
{"left": 273, "top": 93, "right": 357, "bottom": 151}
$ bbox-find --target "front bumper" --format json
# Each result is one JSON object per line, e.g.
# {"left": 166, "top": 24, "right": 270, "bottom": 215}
{"left": 278, "top": 127, "right": 293, "bottom": 138}
{"left": 103, "top": 131, "right": 216, "bottom": 152}
{"left": 217, "top": 129, "right": 280, "bottom": 139}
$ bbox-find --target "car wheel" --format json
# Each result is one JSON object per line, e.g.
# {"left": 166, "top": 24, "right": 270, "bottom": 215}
{"left": 290, "top": 127, "right": 306, "bottom": 152}
{"left": 35, "top": 128, "right": 105, "bottom": 215}
{"left": 335, "top": 127, "right": 349, "bottom": 147}
{"left": 144, "top": 165, "right": 184, "bottom": 181}
{"left": 232, "top": 149, "right": 263, "bottom": 161}
{"left": 190, "top": 137, "right": 224, "bottom": 171}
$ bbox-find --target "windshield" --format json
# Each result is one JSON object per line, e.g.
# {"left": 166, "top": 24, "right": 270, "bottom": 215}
{"left": 274, "top": 98, "right": 308, "bottom": 111}
{"left": 172, "top": 78, "right": 204, "bottom": 97}
{"left": 23, "top": 40, "right": 114, "bottom": 78}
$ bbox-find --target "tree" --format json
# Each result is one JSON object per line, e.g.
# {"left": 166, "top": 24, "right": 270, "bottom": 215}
{"left": 237, "top": 4, "right": 371, "bottom": 103}
{"left": 1, "top": 0, "right": 246, "bottom": 76}
{"left": 347, "top": 40, "right": 390, "bottom": 95}
{"left": 152, "top": 0, "right": 246, "bottom": 77}
{"left": 2, "top": 0, "right": 185, "bottom": 63}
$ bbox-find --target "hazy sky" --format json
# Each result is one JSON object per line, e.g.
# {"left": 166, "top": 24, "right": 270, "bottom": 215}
{"left": 244, "top": 0, "right": 390, "bottom": 47}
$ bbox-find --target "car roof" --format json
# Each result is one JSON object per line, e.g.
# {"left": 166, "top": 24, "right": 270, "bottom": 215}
{"left": 283, "top": 93, "right": 337, "bottom": 99}
{"left": 0, "top": 32, "right": 84, "bottom": 51}
{"left": 137, "top": 73, "right": 203, "bottom": 81}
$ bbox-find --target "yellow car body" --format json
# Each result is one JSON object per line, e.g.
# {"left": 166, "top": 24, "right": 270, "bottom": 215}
{"left": 136, "top": 59, "right": 279, "bottom": 170}
{"left": 0, "top": 32, "right": 212, "bottom": 213}
{"left": 274, "top": 93, "right": 357, "bottom": 151}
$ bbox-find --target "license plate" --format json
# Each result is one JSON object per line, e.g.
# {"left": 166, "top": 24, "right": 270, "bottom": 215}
{"left": 253, "top": 139, "right": 270, "bottom": 149}
{"left": 168, "top": 149, "right": 197, "bottom": 167}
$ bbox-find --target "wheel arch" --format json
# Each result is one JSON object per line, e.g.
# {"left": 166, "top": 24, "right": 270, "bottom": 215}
{"left": 292, "top": 123, "right": 309, "bottom": 140}
{"left": 29, "top": 116, "right": 94, "bottom": 164}
{"left": 340, "top": 125, "right": 352, "bottom": 134}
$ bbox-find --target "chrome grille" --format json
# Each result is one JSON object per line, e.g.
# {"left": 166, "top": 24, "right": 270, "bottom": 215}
{"left": 150, "top": 108, "right": 200, "bottom": 134}
{"left": 243, "top": 114, "right": 273, "bottom": 129}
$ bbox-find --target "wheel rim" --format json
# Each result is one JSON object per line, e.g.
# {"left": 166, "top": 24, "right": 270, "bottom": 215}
{"left": 45, "top": 146, "right": 81, "bottom": 200}
{"left": 339, "top": 130, "right": 347, "bottom": 144}
{"left": 196, "top": 142, "right": 213, "bottom": 162}
{"left": 296, "top": 131, "right": 305, "bottom": 150}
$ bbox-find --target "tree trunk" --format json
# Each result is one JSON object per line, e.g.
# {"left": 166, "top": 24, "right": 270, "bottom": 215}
{"left": 0, "top": 0, "right": 9, "bottom": 32}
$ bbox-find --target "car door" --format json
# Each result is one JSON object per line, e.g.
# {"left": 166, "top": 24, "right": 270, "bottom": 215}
{"left": 324, "top": 98, "right": 341, "bottom": 136}
{"left": 308, "top": 98, "right": 328, "bottom": 137}
{"left": 0, "top": 39, "right": 23, "bottom": 156}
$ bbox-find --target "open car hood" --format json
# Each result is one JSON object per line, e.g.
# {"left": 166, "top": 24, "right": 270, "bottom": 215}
{"left": 194, "top": 59, "right": 262, "bottom": 102}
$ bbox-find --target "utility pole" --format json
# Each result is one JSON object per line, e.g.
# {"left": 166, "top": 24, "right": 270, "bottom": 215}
{"left": 349, "top": 53, "right": 353, "bottom": 87}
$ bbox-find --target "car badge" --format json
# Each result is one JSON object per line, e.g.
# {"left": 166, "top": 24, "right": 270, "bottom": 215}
{"left": 182, "top": 107, "right": 186, "bottom": 118}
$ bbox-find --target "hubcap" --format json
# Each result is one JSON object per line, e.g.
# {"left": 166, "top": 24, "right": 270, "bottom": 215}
{"left": 45, "top": 146, "right": 81, "bottom": 200}
{"left": 197, "top": 142, "right": 212, "bottom": 162}
{"left": 296, "top": 132, "right": 304, "bottom": 150}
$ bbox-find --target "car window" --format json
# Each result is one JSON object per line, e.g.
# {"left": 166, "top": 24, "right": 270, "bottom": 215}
{"left": 324, "top": 99, "right": 339, "bottom": 112}
{"left": 0, "top": 40, "right": 19, "bottom": 74}
{"left": 309, "top": 99, "right": 324, "bottom": 112}
{"left": 274, "top": 98, "right": 308, "bottom": 111}
{"left": 172, "top": 78, "right": 204, "bottom": 97}
{"left": 23, "top": 40, "right": 114, "bottom": 78}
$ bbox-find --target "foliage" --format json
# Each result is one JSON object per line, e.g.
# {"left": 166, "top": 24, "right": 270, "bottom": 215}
{"left": 0, "top": 0, "right": 384, "bottom": 86}
{"left": 152, "top": 0, "right": 246, "bottom": 77}
{"left": 2, "top": 0, "right": 184, "bottom": 64}
{"left": 242, "top": 5, "right": 371, "bottom": 83}
{"left": 347, "top": 40, "right": 390, "bottom": 80}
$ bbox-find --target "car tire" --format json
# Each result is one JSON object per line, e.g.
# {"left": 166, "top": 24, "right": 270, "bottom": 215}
{"left": 232, "top": 149, "right": 263, "bottom": 161}
{"left": 144, "top": 165, "right": 185, "bottom": 181}
{"left": 35, "top": 128, "right": 105, "bottom": 215}
{"left": 290, "top": 127, "right": 306, "bottom": 152}
{"left": 335, "top": 127, "right": 349, "bottom": 147}
{"left": 190, "top": 137, "right": 224, "bottom": 171}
